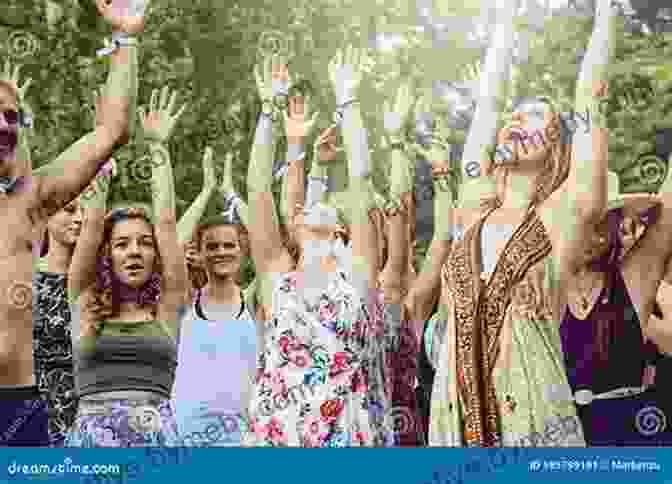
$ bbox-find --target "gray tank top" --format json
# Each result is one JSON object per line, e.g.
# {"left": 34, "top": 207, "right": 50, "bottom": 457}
{"left": 74, "top": 321, "right": 178, "bottom": 398}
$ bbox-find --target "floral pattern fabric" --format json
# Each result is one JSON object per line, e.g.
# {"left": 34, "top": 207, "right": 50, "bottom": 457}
{"left": 65, "top": 399, "right": 179, "bottom": 447}
{"left": 243, "top": 270, "right": 393, "bottom": 447}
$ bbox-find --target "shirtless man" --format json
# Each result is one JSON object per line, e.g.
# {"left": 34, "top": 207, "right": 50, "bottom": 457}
{"left": 0, "top": 0, "right": 144, "bottom": 446}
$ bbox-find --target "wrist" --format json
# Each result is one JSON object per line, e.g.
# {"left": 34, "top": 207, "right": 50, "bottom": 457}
{"left": 333, "top": 99, "right": 360, "bottom": 125}
{"left": 286, "top": 142, "right": 306, "bottom": 163}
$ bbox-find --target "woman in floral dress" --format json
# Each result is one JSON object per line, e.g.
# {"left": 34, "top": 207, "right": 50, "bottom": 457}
{"left": 242, "top": 50, "right": 392, "bottom": 447}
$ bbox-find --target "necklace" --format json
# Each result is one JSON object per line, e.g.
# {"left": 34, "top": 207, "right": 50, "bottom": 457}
{"left": 573, "top": 269, "right": 603, "bottom": 319}
{"left": 195, "top": 289, "right": 245, "bottom": 321}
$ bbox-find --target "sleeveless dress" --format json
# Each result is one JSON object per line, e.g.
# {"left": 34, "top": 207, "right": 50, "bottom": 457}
{"left": 243, "top": 269, "right": 393, "bottom": 447}
{"left": 430, "top": 208, "right": 584, "bottom": 447}
{"left": 382, "top": 302, "right": 421, "bottom": 445}
{"left": 171, "top": 289, "right": 257, "bottom": 446}
{"left": 560, "top": 204, "right": 672, "bottom": 446}
{"left": 32, "top": 259, "right": 78, "bottom": 446}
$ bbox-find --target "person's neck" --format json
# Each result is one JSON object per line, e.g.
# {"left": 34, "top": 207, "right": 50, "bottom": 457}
{"left": 498, "top": 169, "right": 537, "bottom": 211}
{"left": 298, "top": 254, "right": 338, "bottom": 274}
{"left": 43, "top": 241, "right": 73, "bottom": 274}
{"left": 202, "top": 276, "right": 240, "bottom": 305}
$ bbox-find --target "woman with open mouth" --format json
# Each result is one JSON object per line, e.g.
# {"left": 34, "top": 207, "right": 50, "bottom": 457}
{"left": 430, "top": 0, "right": 618, "bottom": 447}
{"left": 66, "top": 87, "right": 189, "bottom": 447}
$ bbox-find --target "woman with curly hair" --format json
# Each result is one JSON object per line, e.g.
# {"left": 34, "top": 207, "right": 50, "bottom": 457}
{"left": 66, "top": 88, "right": 189, "bottom": 447}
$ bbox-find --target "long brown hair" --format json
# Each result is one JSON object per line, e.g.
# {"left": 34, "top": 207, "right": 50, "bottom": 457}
{"left": 82, "top": 207, "right": 163, "bottom": 332}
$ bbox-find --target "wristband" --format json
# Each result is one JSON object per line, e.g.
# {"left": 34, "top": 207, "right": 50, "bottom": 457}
{"left": 18, "top": 110, "right": 33, "bottom": 129}
{"left": 286, "top": 143, "right": 306, "bottom": 163}
{"left": 307, "top": 175, "right": 329, "bottom": 189}
{"left": 96, "top": 32, "right": 138, "bottom": 57}
{"left": 333, "top": 99, "right": 360, "bottom": 125}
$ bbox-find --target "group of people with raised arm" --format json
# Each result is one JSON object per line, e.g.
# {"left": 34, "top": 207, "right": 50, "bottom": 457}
{"left": 1, "top": 0, "right": 671, "bottom": 448}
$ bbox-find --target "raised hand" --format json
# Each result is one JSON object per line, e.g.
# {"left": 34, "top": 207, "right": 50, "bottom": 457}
{"left": 410, "top": 117, "right": 454, "bottom": 171}
{"left": 0, "top": 61, "right": 32, "bottom": 104}
{"left": 219, "top": 152, "right": 236, "bottom": 194}
{"left": 284, "top": 94, "right": 319, "bottom": 142}
{"left": 255, "top": 55, "right": 292, "bottom": 109}
{"left": 96, "top": 0, "right": 148, "bottom": 34}
{"left": 138, "top": 87, "right": 188, "bottom": 143}
{"left": 328, "top": 45, "right": 365, "bottom": 106}
{"left": 201, "top": 147, "right": 217, "bottom": 192}
{"left": 313, "top": 126, "right": 341, "bottom": 164}
{"left": 383, "top": 82, "right": 415, "bottom": 138}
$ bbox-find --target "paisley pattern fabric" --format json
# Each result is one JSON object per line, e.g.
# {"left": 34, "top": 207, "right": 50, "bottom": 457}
{"left": 430, "top": 208, "right": 584, "bottom": 447}
{"left": 383, "top": 303, "right": 420, "bottom": 445}
{"left": 64, "top": 398, "right": 178, "bottom": 447}
{"left": 243, "top": 269, "right": 393, "bottom": 447}
{"left": 32, "top": 269, "right": 78, "bottom": 446}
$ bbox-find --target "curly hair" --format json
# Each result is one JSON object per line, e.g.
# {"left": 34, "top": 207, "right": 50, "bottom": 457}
{"left": 82, "top": 207, "right": 162, "bottom": 329}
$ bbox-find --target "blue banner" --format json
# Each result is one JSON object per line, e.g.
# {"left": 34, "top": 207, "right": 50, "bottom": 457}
{"left": 0, "top": 448, "right": 668, "bottom": 484}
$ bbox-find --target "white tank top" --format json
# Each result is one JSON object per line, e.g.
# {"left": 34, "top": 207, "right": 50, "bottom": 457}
{"left": 171, "top": 289, "right": 257, "bottom": 422}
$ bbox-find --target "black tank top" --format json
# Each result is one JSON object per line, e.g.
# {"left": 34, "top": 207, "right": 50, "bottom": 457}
{"left": 560, "top": 265, "right": 659, "bottom": 394}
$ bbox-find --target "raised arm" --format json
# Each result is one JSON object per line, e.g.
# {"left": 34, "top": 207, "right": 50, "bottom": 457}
{"left": 219, "top": 152, "right": 249, "bottom": 226}
{"left": 67, "top": 158, "right": 116, "bottom": 306}
{"left": 460, "top": 0, "right": 517, "bottom": 177}
{"left": 282, "top": 93, "right": 319, "bottom": 227}
{"left": 543, "top": 0, "right": 616, "bottom": 279}
{"left": 379, "top": 82, "right": 416, "bottom": 303}
{"left": 247, "top": 56, "right": 293, "bottom": 288}
{"left": 406, "top": 120, "right": 455, "bottom": 334}
{"left": 31, "top": 1, "right": 144, "bottom": 221}
{"left": 177, "top": 147, "right": 217, "bottom": 246}
{"left": 139, "top": 87, "right": 189, "bottom": 315}
{"left": 329, "top": 46, "right": 378, "bottom": 301}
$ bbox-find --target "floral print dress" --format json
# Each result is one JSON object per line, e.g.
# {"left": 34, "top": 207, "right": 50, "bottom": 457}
{"left": 243, "top": 269, "right": 393, "bottom": 447}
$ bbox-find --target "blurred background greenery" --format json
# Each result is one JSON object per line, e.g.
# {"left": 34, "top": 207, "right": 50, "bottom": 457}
{"left": 2, "top": 0, "right": 671, "bottom": 283}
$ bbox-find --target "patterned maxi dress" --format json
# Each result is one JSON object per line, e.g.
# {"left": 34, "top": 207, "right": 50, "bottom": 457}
{"left": 429, "top": 208, "right": 585, "bottom": 446}
{"left": 243, "top": 269, "right": 393, "bottom": 447}
{"left": 33, "top": 261, "right": 79, "bottom": 446}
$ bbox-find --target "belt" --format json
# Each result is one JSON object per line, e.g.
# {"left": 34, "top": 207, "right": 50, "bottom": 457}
{"left": 574, "top": 386, "right": 650, "bottom": 406}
